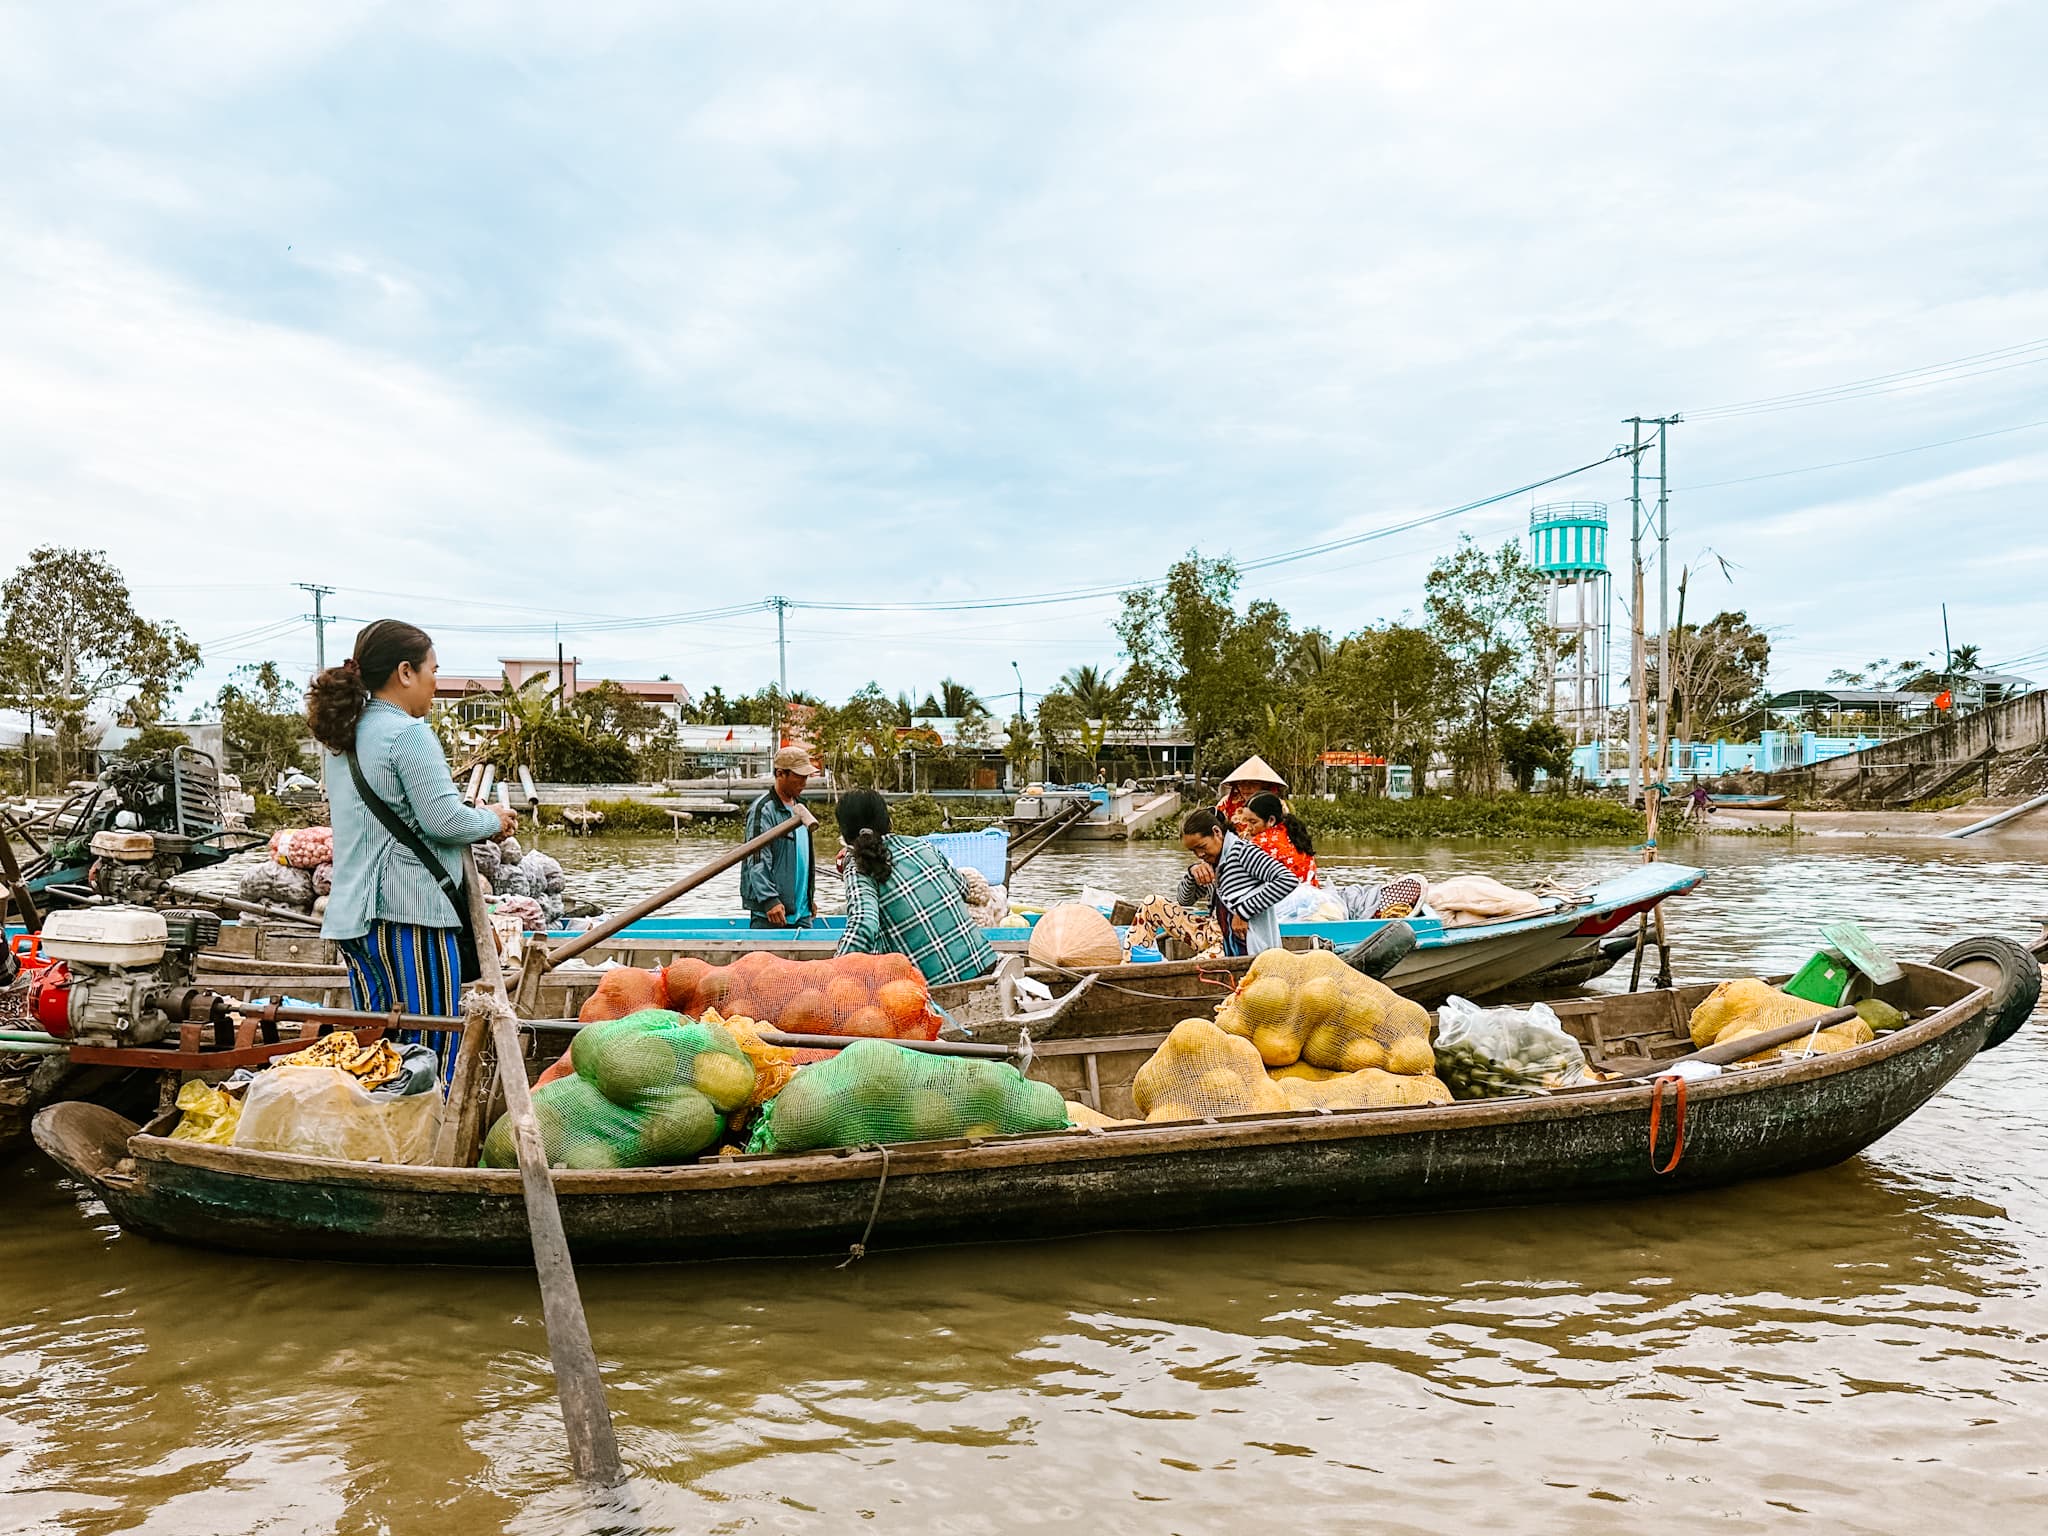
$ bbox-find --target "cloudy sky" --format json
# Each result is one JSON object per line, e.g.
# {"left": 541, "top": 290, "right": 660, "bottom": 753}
{"left": 3, "top": 1, "right": 2044, "bottom": 717}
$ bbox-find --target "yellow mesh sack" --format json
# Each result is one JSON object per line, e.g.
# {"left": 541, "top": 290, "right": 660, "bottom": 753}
{"left": 1276, "top": 1068, "right": 1454, "bottom": 1110}
{"left": 1269, "top": 1061, "right": 1341, "bottom": 1083}
{"left": 1687, "top": 978, "right": 1831, "bottom": 1048}
{"left": 1216, "top": 948, "right": 1434, "bottom": 1073}
{"left": 1065, "top": 1099, "right": 1138, "bottom": 1128}
{"left": 1132, "top": 1018, "right": 1290, "bottom": 1122}
{"left": 1720, "top": 1014, "right": 1875, "bottom": 1064}
{"left": 703, "top": 1008, "right": 798, "bottom": 1108}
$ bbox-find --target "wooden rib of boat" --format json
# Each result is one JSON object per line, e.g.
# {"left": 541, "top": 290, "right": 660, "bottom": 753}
{"left": 33, "top": 961, "right": 1989, "bottom": 1266}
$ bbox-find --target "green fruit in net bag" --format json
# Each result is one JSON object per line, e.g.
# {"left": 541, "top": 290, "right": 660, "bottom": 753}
{"left": 752, "top": 1039, "right": 1068, "bottom": 1154}
{"left": 633, "top": 1085, "right": 723, "bottom": 1163}
{"left": 481, "top": 1074, "right": 642, "bottom": 1168}
{"left": 689, "top": 1050, "right": 756, "bottom": 1113}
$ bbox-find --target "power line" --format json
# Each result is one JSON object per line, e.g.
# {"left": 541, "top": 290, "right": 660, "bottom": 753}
{"left": 1686, "top": 337, "right": 2048, "bottom": 420}
{"left": 786, "top": 446, "right": 1636, "bottom": 615}
{"left": 1678, "top": 417, "right": 2048, "bottom": 490}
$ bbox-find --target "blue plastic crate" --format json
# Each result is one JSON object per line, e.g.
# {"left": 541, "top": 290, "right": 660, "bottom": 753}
{"left": 924, "top": 827, "right": 1010, "bottom": 886}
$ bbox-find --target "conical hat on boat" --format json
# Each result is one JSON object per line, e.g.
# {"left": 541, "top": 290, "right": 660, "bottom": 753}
{"left": 1221, "top": 755, "right": 1286, "bottom": 790}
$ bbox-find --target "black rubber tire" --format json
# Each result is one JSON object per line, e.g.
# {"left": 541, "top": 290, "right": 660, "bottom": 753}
{"left": 1343, "top": 920, "right": 1418, "bottom": 980}
{"left": 1931, "top": 935, "right": 2043, "bottom": 1052}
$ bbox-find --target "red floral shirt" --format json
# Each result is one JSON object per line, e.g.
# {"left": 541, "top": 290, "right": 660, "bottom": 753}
{"left": 1249, "top": 824, "right": 1317, "bottom": 885}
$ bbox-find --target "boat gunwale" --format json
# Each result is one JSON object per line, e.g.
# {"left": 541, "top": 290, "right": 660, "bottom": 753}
{"left": 105, "top": 962, "right": 1987, "bottom": 1198}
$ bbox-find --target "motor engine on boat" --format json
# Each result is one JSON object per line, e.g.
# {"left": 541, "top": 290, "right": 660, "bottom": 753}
{"left": 18, "top": 905, "right": 229, "bottom": 1046}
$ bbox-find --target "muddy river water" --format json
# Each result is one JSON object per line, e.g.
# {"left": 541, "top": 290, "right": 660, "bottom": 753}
{"left": 4, "top": 832, "right": 2046, "bottom": 1534}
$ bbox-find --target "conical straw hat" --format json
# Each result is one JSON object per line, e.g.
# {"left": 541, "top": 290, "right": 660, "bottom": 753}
{"left": 1222, "top": 755, "right": 1286, "bottom": 789}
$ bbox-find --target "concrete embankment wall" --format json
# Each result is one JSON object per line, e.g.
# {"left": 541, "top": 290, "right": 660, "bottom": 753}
{"left": 1765, "top": 691, "right": 2048, "bottom": 804}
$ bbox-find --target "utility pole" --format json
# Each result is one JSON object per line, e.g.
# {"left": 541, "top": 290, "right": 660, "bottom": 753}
{"left": 1626, "top": 420, "right": 1646, "bottom": 808}
{"left": 296, "top": 583, "right": 335, "bottom": 672}
{"left": 769, "top": 596, "right": 790, "bottom": 695}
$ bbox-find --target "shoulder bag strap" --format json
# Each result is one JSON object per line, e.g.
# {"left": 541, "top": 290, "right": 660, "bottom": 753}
{"left": 345, "top": 748, "right": 476, "bottom": 943}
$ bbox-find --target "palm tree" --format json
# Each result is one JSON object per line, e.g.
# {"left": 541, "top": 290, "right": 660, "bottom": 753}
{"left": 1949, "top": 643, "right": 1982, "bottom": 674}
{"left": 1059, "top": 665, "right": 1122, "bottom": 724}
{"left": 937, "top": 678, "right": 990, "bottom": 721}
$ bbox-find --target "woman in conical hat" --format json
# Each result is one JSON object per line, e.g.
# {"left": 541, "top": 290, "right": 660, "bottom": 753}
{"left": 1217, "top": 754, "right": 1286, "bottom": 822}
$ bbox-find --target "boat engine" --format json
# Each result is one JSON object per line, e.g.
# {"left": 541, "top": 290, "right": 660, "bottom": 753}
{"left": 84, "top": 828, "right": 195, "bottom": 906}
{"left": 26, "top": 905, "right": 228, "bottom": 1047}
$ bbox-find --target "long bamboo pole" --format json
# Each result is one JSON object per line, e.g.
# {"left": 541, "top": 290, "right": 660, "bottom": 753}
{"left": 464, "top": 854, "right": 629, "bottom": 1494}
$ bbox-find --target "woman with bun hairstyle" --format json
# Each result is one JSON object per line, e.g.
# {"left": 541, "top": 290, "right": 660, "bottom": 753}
{"left": 306, "top": 621, "right": 516, "bottom": 1063}
{"left": 833, "top": 788, "right": 997, "bottom": 986}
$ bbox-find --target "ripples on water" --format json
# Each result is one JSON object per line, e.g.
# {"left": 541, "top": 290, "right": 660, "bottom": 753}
{"left": 7, "top": 832, "right": 2048, "bottom": 1533}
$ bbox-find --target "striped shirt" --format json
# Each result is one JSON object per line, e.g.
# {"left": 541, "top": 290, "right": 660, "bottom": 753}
{"left": 838, "top": 834, "right": 998, "bottom": 986}
{"left": 1176, "top": 831, "right": 1298, "bottom": 920}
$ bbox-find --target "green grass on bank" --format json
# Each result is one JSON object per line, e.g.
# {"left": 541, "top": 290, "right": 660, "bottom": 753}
{"left": 1292, "top": 793, "right": 1646, "bottom": 842}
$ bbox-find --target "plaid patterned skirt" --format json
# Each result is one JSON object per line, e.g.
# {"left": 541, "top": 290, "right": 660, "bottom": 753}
{"left": 337, "top": 920, "right": 462, "bottom": 1081}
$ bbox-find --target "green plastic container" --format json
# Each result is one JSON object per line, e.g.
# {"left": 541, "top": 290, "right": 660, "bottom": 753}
{"left": 1784, "top": 950, "right": 1854, "bottom": 1006}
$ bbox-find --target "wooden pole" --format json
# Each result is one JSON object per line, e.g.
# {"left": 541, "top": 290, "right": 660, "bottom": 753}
{"left": 542, "top": 803, "right": 816, "bottom": 972}
{"left": 460, "top": 851, "right": 628, "bottom": 1493}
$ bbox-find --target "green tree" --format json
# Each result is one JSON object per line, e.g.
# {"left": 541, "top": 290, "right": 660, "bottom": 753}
{"left": 811, "top": 684, "right": 902, "bottom": 787}
{"left": 0, "top": 546, "right": 201, "bottom": 788}
{"left": 569, "top": 678, "right": 663, "bottom": 743}
{"left": 1116, "top": 552, "right": 1294, "bottom": 779}
{"left": 1647, "top": 611, "right": 1772, "bottom": 742}
{"left": 1424, "top": 536, "right": 1548, "bottom": 792}
{"left": 1497, "top": 718, "right": 1574, "bottom": 792}
{"left": 216, "top": 661, "right": 310, "bottom": 784}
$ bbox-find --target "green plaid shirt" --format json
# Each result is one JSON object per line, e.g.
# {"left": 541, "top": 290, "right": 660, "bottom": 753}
{"left": 838, "top": 834, "right": 998, "bottom": 986}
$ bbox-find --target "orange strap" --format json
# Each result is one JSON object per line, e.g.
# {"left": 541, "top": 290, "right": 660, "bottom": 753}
{"left": 1195, "top": 964, "right": 1240, "bottom": 994}
{"left": 1649, "top": 1074, "right": 1688, "bottom": 1174}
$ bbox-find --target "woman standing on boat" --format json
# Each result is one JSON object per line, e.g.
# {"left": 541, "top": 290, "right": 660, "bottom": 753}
{"left": 307, "top": 621, "right": 516, "bottom": 1064}
{"left": 1177, "top": 807, "right": 1297, "bottom": 957}
{"left": 834, "top": 789, "right": 997, "bottom": 986}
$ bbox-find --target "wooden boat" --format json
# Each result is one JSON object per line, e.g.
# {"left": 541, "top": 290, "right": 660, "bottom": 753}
{"left": 33, "top": 960, "right": 1992, "bottom": 1265}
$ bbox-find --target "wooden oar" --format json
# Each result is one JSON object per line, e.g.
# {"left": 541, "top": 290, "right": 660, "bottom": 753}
{"left": 539, "top": 802, "right": 818, "bottom": 973}
{"left": 1608, "top": 1005, "right": 1861, "bottom": 1080}
{"left": 459, "top": 853, "right": 629, "bottom": 1493}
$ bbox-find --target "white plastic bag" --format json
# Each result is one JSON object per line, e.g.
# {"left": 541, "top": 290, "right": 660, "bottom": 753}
{"left": 233, "top": 1066, "right": 444, "bottom": 1165}
{"left": 1273, "top": 883, "right": 1346, "bottom": 923}
{"left": 1436, "top": 995, "right": 1592, "bottom": 1089}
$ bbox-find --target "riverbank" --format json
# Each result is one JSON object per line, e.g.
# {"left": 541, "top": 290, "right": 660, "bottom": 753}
{"left": 1291, "top": 793, "right": 1644, "bottom": 842}
{"left": 1706, "top": 803, "right": 2048, "bottom": 843}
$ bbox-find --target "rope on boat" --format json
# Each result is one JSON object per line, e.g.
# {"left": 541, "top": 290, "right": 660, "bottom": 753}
{"left": 837, "top": 1143, "right": 893, "bottom": 1268}
{"left": 1649, "top": 1076, "right": 1689, "bottom": 1174}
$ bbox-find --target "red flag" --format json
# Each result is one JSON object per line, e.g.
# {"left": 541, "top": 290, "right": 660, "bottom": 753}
{"left": 724, "top": 728, "right": 735, "bottom": 742}
{"left": 1933, "top": 689, "right": 1953, "bottom": 711}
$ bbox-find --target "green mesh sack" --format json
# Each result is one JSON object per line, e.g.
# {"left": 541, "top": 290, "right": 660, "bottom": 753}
{"left": 571, "top": 1008, "right": 756, "bottom": 1113}
{"left": 744, "top": 1039, "right": 1068, "bottom": 1155}
{"left": 483, "top": 1074, "right": 648, "bottom": 1170}
{"left": 483, "top": 1010, "right": 741, "bottom": 1169}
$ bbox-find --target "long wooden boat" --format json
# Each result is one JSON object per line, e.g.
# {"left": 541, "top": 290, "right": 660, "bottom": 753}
{"left": 33, "top": 960, "right": 1990, "bottom": 1265}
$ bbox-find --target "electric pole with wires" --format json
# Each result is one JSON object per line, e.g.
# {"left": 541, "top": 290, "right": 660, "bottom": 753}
{"left": 296, "top": 583, "right": 335, "bottom": 672}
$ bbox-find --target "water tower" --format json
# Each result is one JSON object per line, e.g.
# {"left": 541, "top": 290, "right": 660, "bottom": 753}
{"left": 1528, "top": 502, "right": 1610, "bottom": 743}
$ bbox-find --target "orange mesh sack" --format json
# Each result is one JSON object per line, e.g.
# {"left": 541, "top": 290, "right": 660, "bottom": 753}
{"left": 662, "top": 951, "right": 941, "bottom": 1040}
{"left": 1216, "top": 948, "right": 1435, "bottom": 1074}
{"left": 577, "top": 965, "right": 668, "bottom": 1023}
{"left": 1027, "top": 902, "right": 1124, "bottom": 969}
{"left": 1274, "top": 1066, "right": 1452, "bottom": 1110}
{"left": 1131, "top": 1019, "right": 1290, "bottom": 1123}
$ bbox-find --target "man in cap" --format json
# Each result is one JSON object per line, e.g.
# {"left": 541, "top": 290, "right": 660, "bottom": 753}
{"left": 741, "top": 747, "right": 817, "bottom": 927}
